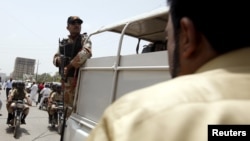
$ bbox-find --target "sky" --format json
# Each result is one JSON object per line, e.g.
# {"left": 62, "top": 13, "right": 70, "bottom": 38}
{"left": 0, "top": 0, "right": 166, "bottom": 76}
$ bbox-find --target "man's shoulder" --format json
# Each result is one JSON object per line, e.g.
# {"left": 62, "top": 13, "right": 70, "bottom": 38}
{"left": 112, "top": 100, "right": 250, "bottom": 141}
{"left": 46, "top": 88, "right": 51, "bottom": 92}
{"left": 11, "top": 89, "right": 17, "bottom": 93}
{"left": 11, "top": 89, "right": 18, "bottom": 96}
{"left": 51, "top": 91, "right": 56, "bottom": 96}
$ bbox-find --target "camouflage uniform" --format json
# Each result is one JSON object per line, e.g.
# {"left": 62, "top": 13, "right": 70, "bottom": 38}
{"left": 53, "top": 33, "right": 92, "bottom": 116}
{"left": 6, "top": 88, "right": 31, "bottom": 124}
{"left": 7, "top": 89, "right": 30, "bottom": 114}
{"left": 47, "top": 91, "right": 63, "bottom": 115}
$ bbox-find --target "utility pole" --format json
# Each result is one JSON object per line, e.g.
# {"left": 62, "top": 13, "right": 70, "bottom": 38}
{"left": 35, "top": 60, "right": 39, "bottom": 82}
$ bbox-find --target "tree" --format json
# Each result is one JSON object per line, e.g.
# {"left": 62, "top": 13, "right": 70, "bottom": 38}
{"left": 35, "top": 72, "right": 61, "bottom": 83}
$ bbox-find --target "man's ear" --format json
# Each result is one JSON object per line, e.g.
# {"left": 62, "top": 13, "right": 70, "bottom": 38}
{"left": 66, "top": 26, "right": 69, "bottom": 31}
{"left": 179, "top": 17, "right": 199, "bottom": 58}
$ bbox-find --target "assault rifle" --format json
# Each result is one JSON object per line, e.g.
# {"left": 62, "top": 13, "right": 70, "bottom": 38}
{"left": 59, "top": 38, "right": 70, "bottom": 83}
{"left": 60, "top": 55, "right": 70, "bottom": 83}
{"left": 60, "top": 105, "right": 68, "bottom": 141}
{"left": 59, "top": 38, "right": 69, "bottom": 141}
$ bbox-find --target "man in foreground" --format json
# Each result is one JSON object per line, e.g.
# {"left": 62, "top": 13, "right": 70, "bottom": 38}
{"left": 86, "top": 0, "right": 250, "bottom": 141}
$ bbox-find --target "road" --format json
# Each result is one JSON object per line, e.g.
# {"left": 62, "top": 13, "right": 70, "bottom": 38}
{"left": 0, "top": 89, "right": 61, "bottom": 141}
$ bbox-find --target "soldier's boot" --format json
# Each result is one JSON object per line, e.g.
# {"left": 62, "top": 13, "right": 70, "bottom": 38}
{"left": 21, "top": 114, "right": 27, "bottom": 124}
{"left": 49, "top": 115, "right": 53, "bottom": 124}
{"left": 6, "top": 113, "right": 13, "bottom": 124}
{"left": 52, "top": 113, "right": 58, "bottom": 125}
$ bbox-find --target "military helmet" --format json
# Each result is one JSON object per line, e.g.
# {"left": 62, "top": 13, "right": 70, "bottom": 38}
{"left": 56, "top": 84, "right": 62, "bottom": 91}
{"left": 51, "top": 83, "right": 58, "bottom": 91}
{"left": 12, "top": 81, "right": 17, "bottom": 88}
{"left": 45, "top": 84, "right": 50, "bottom": 88}
{"left": 16, "top": 81, "right": 25, "bottom": 89}
{"left": 67, "top": 16, "right": 83, "bottom": 24}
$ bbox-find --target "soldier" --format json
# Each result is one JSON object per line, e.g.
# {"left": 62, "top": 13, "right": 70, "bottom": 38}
{"left": 53, "top": 16, "right": 92, "bottom": 117}
{"left": 6, "top": 81, "right": 31, "bottom": 124}
{"left": 47, "top": 84, "right": 63, "bottom": 124}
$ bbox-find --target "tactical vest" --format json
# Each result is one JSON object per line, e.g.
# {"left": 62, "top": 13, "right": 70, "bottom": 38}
{"left": 12, "top": 89, "right": 26, "bottom": 100}
{"left": 51, "top": 92, "right": 63, "bottom": 102}
{"left": 59, "top": 35, "right": 82, "bottom": 77}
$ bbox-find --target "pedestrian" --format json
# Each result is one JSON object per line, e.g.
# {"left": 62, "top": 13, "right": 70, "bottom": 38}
{"left": 86, "top": 1, "right": 250, "bottom": 141}
{"left": 53, "top": 16, "right": 92, "bottom": 117}
{"left": 37, "top": 82, "right": 45, "bottom": 104}
{"left": 29, "top": 81, "right": 38, "bottom": 106}
{"left": 4, "top": 78, "right": 13, "bottom": 100}
{"left": 38, "top": 84, "right": 51, "bottom": 109}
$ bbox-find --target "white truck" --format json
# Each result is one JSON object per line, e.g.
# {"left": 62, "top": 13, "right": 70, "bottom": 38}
{"left": 62, "top": 7, "right": 171, "bottom": 141}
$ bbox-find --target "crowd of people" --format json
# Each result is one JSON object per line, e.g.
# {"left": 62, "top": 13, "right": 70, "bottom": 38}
{"left": 0, "top": 78, "right": 63, "bottom": 126}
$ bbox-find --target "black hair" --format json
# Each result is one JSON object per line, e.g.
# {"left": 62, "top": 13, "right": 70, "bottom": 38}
{"left": 167, "top": 0, "right": 250, "bottom": 54}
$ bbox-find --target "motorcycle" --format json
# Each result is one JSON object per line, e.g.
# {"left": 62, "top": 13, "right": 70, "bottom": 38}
{"left": 50, "top": 101, "right": 64, "bottom": 134}
{"left": 9, "top": 100, "right": 25, "bottom": 138}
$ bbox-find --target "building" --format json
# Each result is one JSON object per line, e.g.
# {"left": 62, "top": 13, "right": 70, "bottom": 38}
{"left": 12, "top": 57, "right": 36, "bottom": 80}
{"left": 0, "top": 73, "right": 7, "bottom": 82}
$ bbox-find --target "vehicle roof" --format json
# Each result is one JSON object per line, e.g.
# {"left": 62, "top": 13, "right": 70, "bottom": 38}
{"left": 90, "top": 7, "right": 169, "bottom": 42}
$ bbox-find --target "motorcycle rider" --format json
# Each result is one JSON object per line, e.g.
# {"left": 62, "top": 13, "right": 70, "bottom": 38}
{"left": 6, "top": 81, "right": 17, "bottom": 123}
{"left": 47, "top": 84, "right": 63, "bottom": 124}
{"left": 6, "top": 81, "right": 32, "bottom": 124}
{"left": 8, "top": 80, "right": 17, "bottom": 98}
